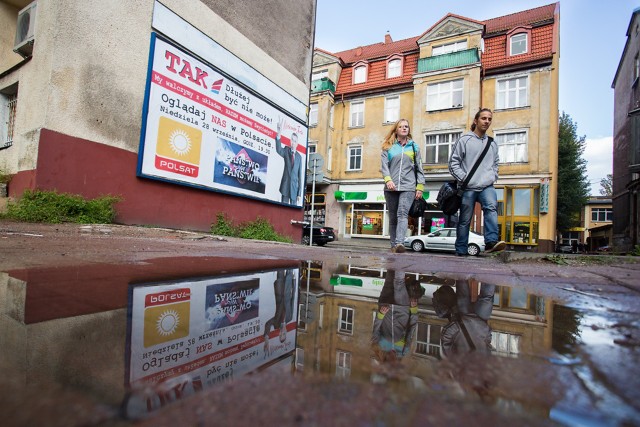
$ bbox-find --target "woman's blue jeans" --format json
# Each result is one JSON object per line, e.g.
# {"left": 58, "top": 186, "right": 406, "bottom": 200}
{"left": 455, "top": 186, "right": 499, "bottom": 255}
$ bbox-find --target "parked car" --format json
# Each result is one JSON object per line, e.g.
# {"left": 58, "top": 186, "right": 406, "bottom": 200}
{"left": 302, "top": 224, "right": 336, "bottom": 246}
{"left": 403, "top": 228, "right": 485, "bottom": 256}
{"left": 556, "top": 244, "right": 573, "bottom": 254}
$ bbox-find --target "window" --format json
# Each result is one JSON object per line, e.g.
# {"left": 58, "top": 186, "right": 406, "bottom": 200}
{"left": 312, "top": 70, "right": 328, "bottom": 81}
{"left": 329, "top": 105, "right": 334, "bottom": 128}
{"left": 384, "top": 96, "right": 400, "bottom": 123}
{"left": 336, "top": 351, "right": 351, "bottom": 378}
{"left": 309, "top": 103, "right": 318, "bottom": 126}
{"left": 297, "top": 304, "right": 307, "bottom": 331}
{"left": 510, "top": 33, "right": 527, "bottom": 55}
{"left": 295, "top": 347, "right": 304, "bottom": 370}
{"left": 307, "top": 143, "right": 317, "bottom": 168}
{"left": 432, "top": 40, "right": 467, "bottom": 56}
{"left": 425, "top": 132, "right": 461, "bottom": 164}
{"left": 426, "top": 79, "right": 463, "bottom": 111}
{"left": 491, "top": 331, "right": 520, "bottom": 356}
{"left": 326, "top": 146, "right": 332, "bottom": 171}
{"left": 338, "top": 306, "right": 354, "bottom": 333}
{"left": 497, "top": 76, "right": 528, "bottom": 109}
{"left": 497, "top": 186, "right": 540, "bottom": 245}
{"left": 591, "top": 208, "right": 612, "bottom": 222}
{"left": 347, "top": 146, "right": 362, "bottom": 171}
{"left": 496, "top": 131, "right": 528, "bottom": 163}
{"left": 354, "top": 65, "right": 367, "bottom": 84}
{"left": 415, "top": 322, "right": 442, "bottom": 357}
{"left": 634, "top": 53, "right": 640, "bottom": 86}
{"left": 349, "top": 101, "right": 364, "bottom": 127}
{"left": 1, "top": 88, "right": 18, "bottom": 150}
{"left": 387, "top": 59, "right": 401, "bottom": 78}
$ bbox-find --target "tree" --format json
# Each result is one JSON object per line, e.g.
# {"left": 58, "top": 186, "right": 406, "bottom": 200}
{"left": 557, "top": 112, "right": 590, "bottom": 232}
{"left": 599, "top": 173, "right": 612, "bottom": 197}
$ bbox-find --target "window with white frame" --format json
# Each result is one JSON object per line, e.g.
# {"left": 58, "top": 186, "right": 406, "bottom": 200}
{"left": 297, "top": 304, "right": 307, "bottom": 330}
{"left": 338, "top": 306, "right": 354, "bottom": 333}
{"left": 432, "top": 40, "right": 468, "bottom": 56}
{"left": 336, "top": 350, "right": 351, "bottom": 378}
{"left": 426, "top": 79, "right": 463, "bottom": 111}
{"left": 415, "top": 322, "right": 442, "bottom": 357}
{"left": 295, "top": 347, "right": 304, "bottom": 370}
{"left": 635, "top": 53, "right": 640, "bottom": 85}
{"left": 312, "top": 69, "right": 328, "bottom": 81}
{"left": 491, "top": 331, "right": 520, "bottom": 356}
{"left": 309, "top": 103, "right": 318, "bottom": 126}
{"left": 496, "top": 131, "right": 528, "bottom": 163}
{"left": 510, "top": 33, "right": 527, "bottom": 55}
{"left": 1, "top": 88, "right": 18, "bottom": 150}
{"left": 425, "top": 132, "right": 461, "bottom": 164}
{"left": 349, "top": 101, "right": 364, "bottom": 127}
{"left": 384, "top": 95, "right": 400, "bottom": 123}
{"left": 306, "top": 143, "right": 317, "bottom": 168}
{"left": 497, "top": 76, "right": 528, "bottom": 109}
{"left": 326, "top": 146, "right": 332, "bottom": 171}
{"left": 347, "top": 146, "right": 362, "bottom": 171}
{"left": 387, "top": 59, "right": 401, "bottom": 78}
{"left": 354, "top": 65, "right": 367, "bottom": 84}
{"left": 329, "top": 105, "right": 334, "bottom": 128}
{"left": 591, "top": 208, "right": 612, "bottom": 222}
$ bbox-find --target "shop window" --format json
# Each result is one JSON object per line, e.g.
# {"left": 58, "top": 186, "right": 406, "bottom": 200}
{"left": 497, "top": 186, "right": 540, "bottom": 245}
{"left": 304, "top": 192, "right": 326, "bottom": 224}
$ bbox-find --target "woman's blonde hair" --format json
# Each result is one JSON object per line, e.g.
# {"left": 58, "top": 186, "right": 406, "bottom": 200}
{"left": 382, "top": 119, "right": 412, "bottom": 151}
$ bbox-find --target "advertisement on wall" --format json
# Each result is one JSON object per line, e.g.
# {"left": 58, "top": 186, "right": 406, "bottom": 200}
{"left": 125, "top": 267, "right": 299, "bottom": 417}
{"left": 138, "top": 34, "right": 308, "bottom": 208}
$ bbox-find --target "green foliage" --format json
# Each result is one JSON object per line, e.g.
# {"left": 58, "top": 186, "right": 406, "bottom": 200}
{"left": 0, "top": 170, "right": 13, "bottom": 184}
{"left": 630, "top": 245, "right": 640, "bottom": 256}
{"left": 599, "top": 174, "right": 612, "bottom": 197}
{"left": 210, "top": 213, "right": 293, "bottom": 243}
{"left": 557, "top": 112, "right": 591, "bottom": 232}
{"left": 2, "top": 190, "right": 120, "bottom": 224}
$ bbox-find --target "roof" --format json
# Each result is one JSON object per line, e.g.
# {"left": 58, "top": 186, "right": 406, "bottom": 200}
{"left": 335, "top": 53, "right": 418, "bottom": 96}
{"left": 332, "top": 36, "right": 419, "bottom": 64}
{"left": 484, "top": 3, "right": 557, "bottom": 34}
{"left": 482, "top": 24, "right": 555, "bottom": 71}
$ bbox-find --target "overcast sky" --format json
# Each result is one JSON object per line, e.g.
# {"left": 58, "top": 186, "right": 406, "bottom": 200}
{"left": 313, "top": 0, "right": 633, "bottom": 195}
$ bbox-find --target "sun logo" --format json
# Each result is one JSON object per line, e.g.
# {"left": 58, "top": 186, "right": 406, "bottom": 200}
{"left": 156, "top": 309, "right": 180, "bottom": 336}
{"left": 168, "top": 130, "right": 191, "bottom": 156}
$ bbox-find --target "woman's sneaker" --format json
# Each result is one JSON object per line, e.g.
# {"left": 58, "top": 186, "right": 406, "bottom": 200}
{"left": 485, "top": 241, "right": 506, "bottom": 253}
{"left": 395, "top": 244, "right": 406, "bottom": 253}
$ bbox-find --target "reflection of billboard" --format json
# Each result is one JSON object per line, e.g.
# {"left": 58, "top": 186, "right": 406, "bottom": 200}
{"left": 138, "top": 34, "right": 308, "bottom": 208}
{"left": 431, "top": 217, "right": 445, "bottom": 232}
{"left": 125, "top": 268, "right": 298, "bottom": 418}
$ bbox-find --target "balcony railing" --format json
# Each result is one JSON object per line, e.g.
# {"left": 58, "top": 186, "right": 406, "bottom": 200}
{"left": 417, "top": 48, "right": 480, "bottom": 73}
{"left": 311, "top": 77, "right": 335, "bottom": 93}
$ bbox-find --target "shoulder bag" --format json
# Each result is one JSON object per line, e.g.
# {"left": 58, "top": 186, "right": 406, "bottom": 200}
{"left": 408, "top": 143, "right": 427, "bottom": 218}
{"left": 437, "top": 137, "right": 493, "bottom": 215}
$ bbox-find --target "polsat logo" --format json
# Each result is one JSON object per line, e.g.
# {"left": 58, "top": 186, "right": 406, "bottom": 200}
{"left": 143, "top": 288, "right": 191, "bottom": 348}
{"left": 155, "top": 116, "right": 202, "bottom": 177}
{"left": 210, "top": 78, "right": 223, "bottom": 95}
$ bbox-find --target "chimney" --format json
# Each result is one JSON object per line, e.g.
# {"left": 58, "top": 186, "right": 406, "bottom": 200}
{"left": 355, "top": 47, "right": 362, "bottom": 56}
{"left": 385, "top": 31, "right": 392, "bottom": 44}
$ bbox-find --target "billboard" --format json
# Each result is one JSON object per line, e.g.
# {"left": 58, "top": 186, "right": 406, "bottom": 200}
{"left": 125, "top": 267, "right": 299, "bottom": 417}
{"left": 138, "top": 34, "right": 308, "bottom": 208}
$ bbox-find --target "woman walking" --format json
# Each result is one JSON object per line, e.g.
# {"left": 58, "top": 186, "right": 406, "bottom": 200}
{"left": 381, "top": 119, "right": 425, "bottom": 253}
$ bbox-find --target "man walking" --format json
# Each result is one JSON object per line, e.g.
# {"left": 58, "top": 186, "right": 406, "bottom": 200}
{"left": 448, "top": 108, "right": 506, "bottom": 256}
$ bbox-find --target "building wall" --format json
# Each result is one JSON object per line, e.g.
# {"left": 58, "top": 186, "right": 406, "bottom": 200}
{"left": 0, "top": 0, "right": 315, "bottom": 236}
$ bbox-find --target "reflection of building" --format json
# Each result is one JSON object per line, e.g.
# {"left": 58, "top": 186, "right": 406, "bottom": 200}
{"left": 612, "top": 7, "right": 640, "bottom": 252}
{"left": 308, "top": 4, "right": 560, "bottom": 252}
{"left": 295, "top": 264, "right": 552, "bottom": 377}
{"left": 0, "top": 0, "right": 314, "bottom": 239}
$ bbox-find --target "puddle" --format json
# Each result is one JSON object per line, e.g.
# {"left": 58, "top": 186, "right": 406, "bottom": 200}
{"left": 1, "top": 257, "right": 638, "bottom": 425}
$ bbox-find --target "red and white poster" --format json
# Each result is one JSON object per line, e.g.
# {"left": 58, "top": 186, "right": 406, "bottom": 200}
{"left": 138, "top": 34, "right": 308, "bottom": 207}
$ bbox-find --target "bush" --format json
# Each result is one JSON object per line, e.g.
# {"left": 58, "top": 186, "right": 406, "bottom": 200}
{"left": 211, "top": 213, "right": 292, "bottom": 243}
{"left": 1, "top": 189, "right": 121, "bottom": 224}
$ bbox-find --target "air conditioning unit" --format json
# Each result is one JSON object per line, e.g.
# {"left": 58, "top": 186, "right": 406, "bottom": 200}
{"left": 13, "top": 1, "right": 37, "bottom": 58}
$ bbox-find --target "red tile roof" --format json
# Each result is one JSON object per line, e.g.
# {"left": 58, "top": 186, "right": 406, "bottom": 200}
{"left": 485, "top": 3, "right": 557, "bottom": 34}
{"left": 332, "top": 36, "right": 420, "bottom": 64}
{"left": 482, "top": 25, "right": 555, "bottom": 70}
{"left": 335, "top": 53, "right": 418, "bottom": 96}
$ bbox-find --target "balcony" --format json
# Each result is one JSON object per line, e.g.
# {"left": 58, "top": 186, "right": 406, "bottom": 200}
{"left": 311, "top": 77, "right": 335, "bottom": 93}
{"left": 417, "top": 48, "right": 480, "bottom": 73}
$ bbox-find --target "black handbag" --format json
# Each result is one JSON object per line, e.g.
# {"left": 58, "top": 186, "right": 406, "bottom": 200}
{"left": 409, "top": 144, "right": 425, "bottom": 218}
{"left": 437, "top": 137, "right": 493, "bottom": 215}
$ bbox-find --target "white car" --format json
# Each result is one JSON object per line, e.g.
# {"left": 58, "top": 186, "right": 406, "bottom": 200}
{"left": 403, "top": 228, "right": 486, "bottom": 256}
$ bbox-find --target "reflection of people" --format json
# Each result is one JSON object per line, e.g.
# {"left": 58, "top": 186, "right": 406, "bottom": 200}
{"left": 449, "top": 108, "right": 506, "bottom": 256}
{"left": 381, "top": 119, "right": 425, "bottom": 253}
{"left": 275, "top": 117, "right": 303, "bottom": 205}
{"left": 263, "top": 269, "right": 295, "bottom": 355}
{"left": 371, "top": 270, "right": 425, "bottom": 363}
{"left": 433, "top": 281, "right": 495, "bottom": 357}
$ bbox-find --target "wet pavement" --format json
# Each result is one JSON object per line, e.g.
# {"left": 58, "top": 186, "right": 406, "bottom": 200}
{"left": 1, "top": 221, "right": 640, "bottom": 426}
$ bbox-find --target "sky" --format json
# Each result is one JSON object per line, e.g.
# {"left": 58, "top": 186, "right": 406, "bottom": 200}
{"left": 313, "top": 0, "right": 634, "bottom": 195}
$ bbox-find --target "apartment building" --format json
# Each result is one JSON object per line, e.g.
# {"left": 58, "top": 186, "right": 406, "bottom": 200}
{"left": 308, "top": 3, "right": 560, "bottom": 252}
{"left": 0, "top": 0, "right": 315, "bottom": 238}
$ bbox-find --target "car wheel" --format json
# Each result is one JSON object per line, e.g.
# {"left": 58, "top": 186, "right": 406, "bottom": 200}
{"left": 302, "top": 235, "right": 311, "bottom": 245}
{"left": 411, "top": 240, "right": 424, "bottom": 252}
{"left": 467, "top": 244, "right": 480, "bottom": 256}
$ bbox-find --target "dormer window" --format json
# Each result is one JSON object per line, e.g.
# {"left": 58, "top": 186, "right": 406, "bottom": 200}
{"left": 432, "top": 40, "right": 467, "bottom": 56}
{"left": 387, "top": 58, "right": 402, "bottom": 78}
{"left": 507, "top": 26, "right": 532, "bottom": 57}
{"left": 353, "top": 65, "right": 367, "bottom": 84}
